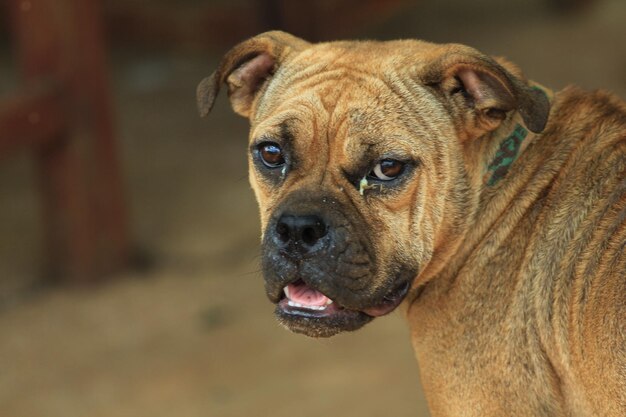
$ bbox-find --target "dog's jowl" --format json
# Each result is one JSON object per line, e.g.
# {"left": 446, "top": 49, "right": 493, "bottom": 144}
{"left": 198, "top": 31, "right": 625, "bottom": 417}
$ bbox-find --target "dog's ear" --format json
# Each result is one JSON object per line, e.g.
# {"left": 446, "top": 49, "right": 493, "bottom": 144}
{"left": 421, "top": 46, "right": 550, "bottom": 140}
{"left": 197, "top": 31, "right": 309, "bottom": 118}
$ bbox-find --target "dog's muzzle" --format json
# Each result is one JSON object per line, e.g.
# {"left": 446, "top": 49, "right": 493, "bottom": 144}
{"left": 260, "top": 196, "right": 411, "bottom": 337}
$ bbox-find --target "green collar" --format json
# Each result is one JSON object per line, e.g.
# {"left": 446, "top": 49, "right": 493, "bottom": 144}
{"left": 485, "top": 85, "right": 552, "bottom": 186}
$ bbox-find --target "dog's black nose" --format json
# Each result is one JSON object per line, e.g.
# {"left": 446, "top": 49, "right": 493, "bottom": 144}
{"left": 275, "top": 214, "right": 328, "bottom": 254}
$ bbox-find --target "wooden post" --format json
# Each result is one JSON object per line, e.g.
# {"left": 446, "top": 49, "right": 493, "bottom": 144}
{"left": 8, "top": 0, "right": 130, "bottom": 282}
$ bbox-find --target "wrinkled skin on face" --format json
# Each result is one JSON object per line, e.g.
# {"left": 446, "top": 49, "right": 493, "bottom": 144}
{"left": 198, "top": 32, "right": 547, "bottom": 337}
{"left": 248, "top": 44, "right": 473, "bottom": 337}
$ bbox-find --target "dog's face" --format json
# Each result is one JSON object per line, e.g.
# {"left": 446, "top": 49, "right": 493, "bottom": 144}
{"left": 198, "top": 32, "right": 549, "bottom": 337}
{"left": 249, "top": 53, "right": 438, "bottom": 337}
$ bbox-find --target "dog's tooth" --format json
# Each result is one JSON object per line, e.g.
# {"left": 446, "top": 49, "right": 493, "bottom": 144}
{"left": 287, "top": 300, "right": 298, "bottom": 307}
{"left": 283, "top": 286, "right": 290, "bottom": 299}
{"left": 325, "top": 299, "right": 333, "bottom": 305}
{"left": 286, "top": 300, "right": 328, "bottom": 310}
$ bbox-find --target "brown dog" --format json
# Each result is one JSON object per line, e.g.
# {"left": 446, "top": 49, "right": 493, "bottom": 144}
{"left": 197, "top": 31, "right": 625, "bottom": 417}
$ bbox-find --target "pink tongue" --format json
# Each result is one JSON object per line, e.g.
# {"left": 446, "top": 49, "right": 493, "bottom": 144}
{"left": 287, "top": 281, "right": 330, "bottom": 306}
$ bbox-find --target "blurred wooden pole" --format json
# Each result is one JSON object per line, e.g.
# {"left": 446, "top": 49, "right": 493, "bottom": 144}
{"left": 0, "top": 86, "right": 66, "bottom": 156}
{"left": 6, "top": 0, "right": 130, "bottom": 282}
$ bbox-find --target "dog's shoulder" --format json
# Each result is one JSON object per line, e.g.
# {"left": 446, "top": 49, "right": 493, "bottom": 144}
{"left": 549, "top": 86, "right": 626, "bottom": 138}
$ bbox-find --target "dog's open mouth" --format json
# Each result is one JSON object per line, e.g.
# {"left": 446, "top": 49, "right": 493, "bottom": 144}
{"left": 279, "top": 279, "right": 408, "bottom": 317}
{"left": 275, "top": 279, "right": 409, "bottom": 337}
{"left": 278, "top": 280, "right": 341, "bottom": 318}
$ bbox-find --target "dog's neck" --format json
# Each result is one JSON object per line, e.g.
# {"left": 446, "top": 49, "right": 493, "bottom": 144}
{"left": 458, "top": 82, "right": 554, "bottom": 267}
{"left": 409, "top": 83, "right": 554, "bottom": 297}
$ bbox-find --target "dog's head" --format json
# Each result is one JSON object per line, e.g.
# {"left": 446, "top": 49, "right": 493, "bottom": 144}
{"left": 198, "top": 31, "right": 549, "bottom": 337}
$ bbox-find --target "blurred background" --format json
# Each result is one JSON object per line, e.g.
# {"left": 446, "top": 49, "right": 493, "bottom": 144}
{"left": 0, "top": 0, "right": 624, "bottom": 416}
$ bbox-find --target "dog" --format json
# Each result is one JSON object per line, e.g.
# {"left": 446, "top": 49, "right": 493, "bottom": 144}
{"left": 197, "top": 31, "right": 625, "bottom": 417}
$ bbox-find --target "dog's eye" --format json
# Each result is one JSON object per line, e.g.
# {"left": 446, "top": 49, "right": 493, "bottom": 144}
{"left": 258, "top": 142, "right": 285, "bottom": 168}
{"left": 369, "top": 159, "right": 404, "bottom": 181}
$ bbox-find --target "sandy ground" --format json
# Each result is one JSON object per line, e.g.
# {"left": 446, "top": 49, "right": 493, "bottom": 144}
{"left": 0, "top": 1, "right": 624, "bottom": 416}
